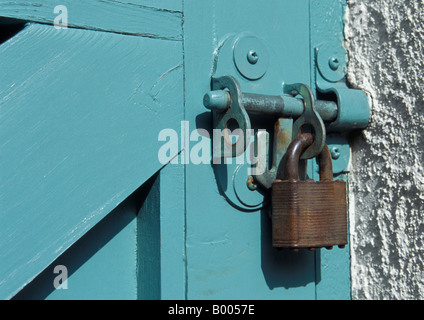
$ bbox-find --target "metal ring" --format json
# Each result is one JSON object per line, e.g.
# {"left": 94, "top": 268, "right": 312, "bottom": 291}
{"left": 284, "top": 83, "right": 326, "bottom": 159}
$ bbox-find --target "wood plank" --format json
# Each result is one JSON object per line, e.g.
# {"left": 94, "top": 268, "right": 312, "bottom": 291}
{"left": 137, "top": 163, "right": 186, "bottom": 300}
{"left": 13, "top": 165, "right": 185, "bottom": 300}
{"left": 0, "top": 0, "right": 183, "bottom": 40}
{"left": 183, "top": 0, "right": 316, "bottom": 299}
{"left": 0, "top": 23, "right": 184, "bottom": 299}
{"left": 13, "top": 191, "right": 140, "bottom": 300}
{"left": 310, "top": 0, "right": 352, "bottom": 300}
{"left": 134, "top": 0, "right": 182, "bottom": 12}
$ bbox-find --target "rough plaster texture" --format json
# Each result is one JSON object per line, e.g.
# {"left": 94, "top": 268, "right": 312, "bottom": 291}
{"left": 344, "top": 0, "right": 424, "bottom": 299}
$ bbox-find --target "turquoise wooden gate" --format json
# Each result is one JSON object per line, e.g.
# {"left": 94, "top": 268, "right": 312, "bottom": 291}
{"left": 1, "top": 0, "right": 355, "bottom": 300}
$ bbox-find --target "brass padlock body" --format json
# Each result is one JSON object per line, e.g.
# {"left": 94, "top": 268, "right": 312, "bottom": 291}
{"left": 272, "top": 133, "right": 348, "bottom": 249}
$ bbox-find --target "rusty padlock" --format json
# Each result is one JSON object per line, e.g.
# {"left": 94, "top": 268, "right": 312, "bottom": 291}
{"left": 271, "top": 133, "right": 348, "bottom": 250}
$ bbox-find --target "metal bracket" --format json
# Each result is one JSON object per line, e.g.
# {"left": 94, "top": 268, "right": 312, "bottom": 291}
{"left": 205, "top": 33, "right": 371, "bottom": 210}
{"left": 315, "top": 43, "right": 371, "bottom": 132}
{"left": 210, "top": 76, "right": 251, "bottom": 160}
{"left": 283, "top": 83, "right": 326, "bottom": 160}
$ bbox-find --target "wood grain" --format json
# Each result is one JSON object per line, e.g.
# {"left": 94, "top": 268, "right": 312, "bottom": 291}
{"left": 0, "top": 0, "right": 183, "bottom": 40}
{"left": 0, "top": 23, "right": 183, "bottom": 299}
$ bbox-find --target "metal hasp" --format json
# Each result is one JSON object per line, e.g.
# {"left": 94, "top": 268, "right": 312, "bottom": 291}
{"left": 210, "top": 76, "right": 251, "bottom": 159}
{"left": 204, "top": 29, "right": 371, "bottom": 211}
{"left": 272, "top": 133, "right": 348, "bottom": 251}
{"left": 204, "top": 80, "right": 369, "bottom": 140}
{"left": 204, "top": 76, "right": 370, "bottom": 190}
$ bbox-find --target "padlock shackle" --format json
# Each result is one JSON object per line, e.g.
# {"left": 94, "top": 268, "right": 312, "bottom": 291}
{"left": 277, "top": 133, "right": 333, "bottom": 181}
{"left": 317, "top": 144, "right": 334, "bottom": 181}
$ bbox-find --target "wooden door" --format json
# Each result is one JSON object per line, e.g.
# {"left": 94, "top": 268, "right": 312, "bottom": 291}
{"left": 0, "top": 0, "right": 351, "bottom": 300}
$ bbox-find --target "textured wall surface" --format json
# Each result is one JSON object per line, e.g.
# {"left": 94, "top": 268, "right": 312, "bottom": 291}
{"left": 344, "top": 0, "right": 424, "bottom": 299}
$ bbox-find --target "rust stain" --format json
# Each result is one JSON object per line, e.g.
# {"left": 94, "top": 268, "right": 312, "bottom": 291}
{"left": 274, "top": 121, "right": 292, "bottom": 151}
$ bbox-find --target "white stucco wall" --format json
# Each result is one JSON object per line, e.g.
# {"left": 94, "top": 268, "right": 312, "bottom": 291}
{"left": 344, "top": 0, "right": 424, "bottom": 299}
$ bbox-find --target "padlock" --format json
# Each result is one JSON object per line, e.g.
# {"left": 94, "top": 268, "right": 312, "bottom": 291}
{"left": 271, "top": 133, "right": 348, "bottom": 250}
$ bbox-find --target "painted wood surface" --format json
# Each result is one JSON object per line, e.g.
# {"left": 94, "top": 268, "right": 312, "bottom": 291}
{"left": 183, "top": 0, "right": 317, "bottom": 299}
{"left": 0, "top": 0, "right": 352, "bottom": 300}
{"left": 0, "top": 23, "right": 183, "bottom": 299}
{"left": 12, "top": 162, "right": 185, "bottom": 300}
{"left": 310, "top": 0, "right": 351, "bottom": 300}
{"left": 0, "top": 0, "right": 183, "bottom": 40}
{"left": 13, "top": 190, "right": 140, "bottom": 300}
{"left": 138, "top": 163, "right": 186, "bottom": 300}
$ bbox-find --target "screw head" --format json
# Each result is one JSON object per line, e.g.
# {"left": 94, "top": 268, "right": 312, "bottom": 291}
{"left": 331, "top": 147, "right": 341, "bottom": 160}
{"left": 247, "top": 50, "right": 259, "bottom": 65}
{"left": 247, "top": 176, "right": 258, "bottom": 191}
{"left": 329, "top": 57, "right": 340, "bottom": 71}
{"left": 233, "top": 35, "right": 269, "bottom": 80}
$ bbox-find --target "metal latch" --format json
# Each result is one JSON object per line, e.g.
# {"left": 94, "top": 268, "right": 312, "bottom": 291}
{"left": 204, "top": 76, "right": 367, "bottom": 189}
{"left": 203, "top": 33, "right": 370, "bottom": 211}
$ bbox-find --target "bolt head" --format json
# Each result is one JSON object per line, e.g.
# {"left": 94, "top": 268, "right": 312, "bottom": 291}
{"left": 331, "top": 147, "right": 341, "bottom": 160}
{"left": 247, "top": 176, "right": 258, "bottom": 191}
{"left": 247, "top": 50, "right": 259, "bottom": 64}
{"left": 329, "top": 57, "right": 340, "bottom": 71}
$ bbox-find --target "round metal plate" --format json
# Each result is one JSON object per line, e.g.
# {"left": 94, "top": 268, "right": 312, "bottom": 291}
{"left": 316, "top": 43, "right": 348, "bottom": 83}
{"left": 233, "top": 164, "right": 266, "bottom": 209}
{"left": 233, "top": 35, "right": 269, "bottom": 80}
